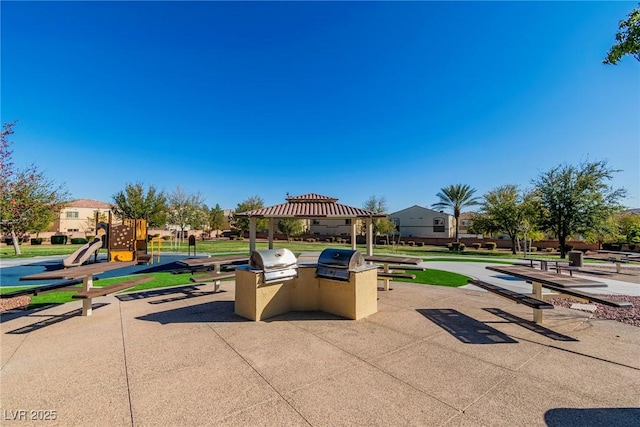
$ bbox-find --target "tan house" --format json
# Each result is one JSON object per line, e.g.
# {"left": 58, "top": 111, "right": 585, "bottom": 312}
{"left": 389, "top": 205, "right": 455, "bottom": 238}
{"left": 51, "top": 199, "right": 112, "bottom": 234}
{"left": 458, "top": 211, "right": 484, "bottom": 238}
{"left": 309, "top": 218, "right": 361, "bottom": 236}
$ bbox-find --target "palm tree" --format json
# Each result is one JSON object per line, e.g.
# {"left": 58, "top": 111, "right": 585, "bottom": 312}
{"left": 432, "top": 184, "right": 480, "bottom": 242}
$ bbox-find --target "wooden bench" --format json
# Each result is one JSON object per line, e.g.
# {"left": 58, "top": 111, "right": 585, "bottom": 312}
{"left": 554, "top": 265, "right": 613, "bottom": 278}
{"left": 377, "top": 272, "right": 416, "bottom": 280}
{"left": 468, "top": 279, "right": 554, "bottom": 310}
{"left": 584, "top": 256, "right": 630, "bottom": 273}
{"left": 190, "top": 271, "right": 235, "bottom": 292}
{"left": 539, "top": 282, "right": 633, "bottom": 308}
{"left": 376, "top": 271, "right": 416, "bottom": 291}
{"left": 384, "top": 265, "right": 425, "bottom": 271}
{"left": 72, "top": 276, "right": 153, "bottom": 316}
{"left": 0, "top": 278, "right": 93, "bottom": 299}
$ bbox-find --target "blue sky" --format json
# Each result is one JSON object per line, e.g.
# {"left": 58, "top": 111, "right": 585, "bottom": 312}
{"left": 2, "top": 1, "right": 639, "bottom": 213}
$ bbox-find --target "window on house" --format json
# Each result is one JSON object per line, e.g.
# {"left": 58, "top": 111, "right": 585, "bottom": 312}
{"left": 434, "top": 217, "right": 445, "bottom": 233}
{"left": 345, "top": 219, "right": 351, "bottom": 225}
{"left": 66, "top": 211, "right": 79, "bottom": 219}
{"left": 312, "top": 219, "right": 320, "bottom": 225}
{"left": 67, "top": 228, "right": 79, "bottom": 232}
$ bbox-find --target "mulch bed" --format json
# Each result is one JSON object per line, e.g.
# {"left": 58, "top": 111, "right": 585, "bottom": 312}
{"left": 0, "top": 295, "right": 32, "bottom": 312}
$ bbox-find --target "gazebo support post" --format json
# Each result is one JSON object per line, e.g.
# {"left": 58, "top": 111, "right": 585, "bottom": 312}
{"left": 351, "top": 219, "right": 357, "bottom": 251}
{"left": 249, "top": 217, "right": 256, "bottom": 254}
{"left": 366, "top": 217, "right": 373, "bottom": 256}
{"left": 268, "top": 218, "right": 274, "bottom": 249}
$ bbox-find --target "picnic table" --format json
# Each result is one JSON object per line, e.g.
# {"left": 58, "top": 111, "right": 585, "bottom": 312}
{"left": 364, "top": 255, "right": 423, "bottom": 291}
{"left": 20, "top": 261, "right": 137, "bottom": 316}
{"left": 483, "top": 265, "right": 630, "bottom": 323}
{"left": 584, "top": 255, "right": 631, "bottom": 273}
{"left": 175, "top": 255, "right": 249, "bottom": 273}
{"left": 518, "top": 257, "right": 568, "bottom": 272}
{"left": 178, "top": 255, "right": 249, "bottom": 292}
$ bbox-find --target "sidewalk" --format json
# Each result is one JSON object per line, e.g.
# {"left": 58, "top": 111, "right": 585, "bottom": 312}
{"left": 2, "top": 280, "right": 639, "bottom": 426}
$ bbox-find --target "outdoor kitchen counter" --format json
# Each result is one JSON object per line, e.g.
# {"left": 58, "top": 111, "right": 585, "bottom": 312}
{"left": 234, "top": 264, "right": 379, "bottom": 321}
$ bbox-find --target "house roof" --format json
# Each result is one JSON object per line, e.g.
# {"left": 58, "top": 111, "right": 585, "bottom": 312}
{"left": 389, "top": 205, "right": 452, "bottom": 217}
{"left": 65, "top": 199, "right": 111, "bottom": 209}
{"left": 235, "top": 193, "right": 385, "bottom": 219}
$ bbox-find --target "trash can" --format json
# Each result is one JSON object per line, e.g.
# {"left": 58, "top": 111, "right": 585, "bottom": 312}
{"left": 568, "top": 251, "right": 583, "bottom": 267}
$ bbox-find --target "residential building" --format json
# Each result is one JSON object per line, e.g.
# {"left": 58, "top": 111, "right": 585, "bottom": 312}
{"left": 388, "top": 205, "right": 455, "bottom": 238}
{"left": 309, "top": 218, "right": 361, "bottom": 236}
{"left": 51, "top": 199, "right": 112, "bottom": 234}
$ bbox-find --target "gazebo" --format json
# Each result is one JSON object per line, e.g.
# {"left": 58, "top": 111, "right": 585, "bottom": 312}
{"left": 234, "top": 193, "right": 387, "bottom": 256}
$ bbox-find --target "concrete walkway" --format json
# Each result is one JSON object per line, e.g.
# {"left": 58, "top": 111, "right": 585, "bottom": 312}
{"left": 2, "top": 280, "right": 639, "bottom": 426}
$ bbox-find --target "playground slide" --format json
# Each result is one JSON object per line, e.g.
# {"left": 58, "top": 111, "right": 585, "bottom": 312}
{"left": 63, "top": 238, "right": 104, "bottom": 268}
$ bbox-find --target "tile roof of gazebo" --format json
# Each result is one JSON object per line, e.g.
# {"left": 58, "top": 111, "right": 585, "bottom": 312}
{"left": 235, "top": 193, "right": 386, "bottom": 218}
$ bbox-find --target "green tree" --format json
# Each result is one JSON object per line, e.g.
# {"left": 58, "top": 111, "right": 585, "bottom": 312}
{"left": 29, "top": 209, "right": 56, "bottom": 239}
{"left": 166, "top": 186, "right": 205, "bottom": 240}
{"left": 0, "top": 122, "right": 69, "bottom": 254}
{"left": 582, "top": 212, "right": 622, "bottom": 248}
{"left": 473, "top": 185, "right": 540, "bottom": 254}
{"left": 233, "top": 195, "right": 268, "bottom": 236}
{"left": 111, "top": 182, "right": 167, "bottom": 227}
{"left": 206, "top": 204, "right": 227, "bottom": 237}
{"left": 619, "top": 213, "right": 640, "bottom": 244}
{"left": 532, "top": 160, "right": 626, "bottom": 258}
{"left": 363, "top": 196, "right": 396, "bottom": 245}
{"left": 277, "top": 218, "right": 304, "bottom": 241}
{"left": 431, "top": 184, "right": 480, "bottom": 242}
{"left": 603, "top": 3, "right": 640, "bottom": 64}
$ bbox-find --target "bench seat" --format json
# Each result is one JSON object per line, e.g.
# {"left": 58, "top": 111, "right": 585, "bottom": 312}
{"left": 541, "top": 282, "right": 633, "bottom": 308}
{"left": 190, "top": 271, "right": 236, "bottom": 283}
{"left": 72, "top": 277, "right": 153, "bottom": 299}
{"left": 555, "top": 265, "right": 612, "bottom": 279}
{"left": 382, "top": 265, "right": 426, "bottom": 271}
{"left": 377, "top": 272, "right": 416, "bottom": 279}
{"left": 190, "top": 271, "right": 235, "bottom": 292}
{"left": 469, "top": 279, "right": 554, "bottom": 310}
{"left": 1, "top": 278, "right": 92, "bottom": 299}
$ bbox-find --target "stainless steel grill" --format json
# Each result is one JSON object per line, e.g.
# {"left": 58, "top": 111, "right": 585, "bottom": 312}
{"left": 249, "top": 248, "right": 298, "bottom": 284}
{"left": 316, "top": 248, "right": 364, "bottom": 282}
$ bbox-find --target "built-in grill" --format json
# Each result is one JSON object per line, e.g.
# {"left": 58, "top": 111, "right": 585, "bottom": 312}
{"left": 316, "top": 248, "right": 365, "bottom": 282}
{"left": 249, "top": 248, "right": 298, "bottom": 284}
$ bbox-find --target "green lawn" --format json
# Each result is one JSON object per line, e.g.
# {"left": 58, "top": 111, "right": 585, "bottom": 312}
{"left": 396, "top": 269, "right": 471, "bottom": 287}
{"left": 1, "top": 239, "right": 531, "bottom": 260}
{"left": 2, "top": 265, "right": 473, "bottom": 309}
{"left": 1, "top": 272, "right": 214, "bottom": 308}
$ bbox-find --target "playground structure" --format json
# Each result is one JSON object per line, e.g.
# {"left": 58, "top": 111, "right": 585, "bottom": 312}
{"left": 61, "top": 212, "right": 154, "bottom": 266}
{"left": 105, "top": 212, "right": 152, "bottom": 264}
{"left": 62, "top": 222, "right": 108, "bottom": 268}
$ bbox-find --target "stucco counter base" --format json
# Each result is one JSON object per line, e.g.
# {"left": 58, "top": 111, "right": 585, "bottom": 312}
{"left": 234, "top": 266, "right": 378, "bottom": 321}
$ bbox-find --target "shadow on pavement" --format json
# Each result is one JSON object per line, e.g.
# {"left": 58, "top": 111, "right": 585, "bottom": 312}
{"left": 5, "top": 303, "right": 109, "bottom": 334}
{"left": 136, "top": 301, "right": 245, "bottom": 324}
{"left": 544, "top": 407, "right": 640, "bottom": 427}
{"left": 116, "top": 285, "right": 205, "bottom": 302}
{"left": 417, "top": 308, "right": 518, "bottom": 344}
{"left": 483, "top": 308, "right": 578, "bottom": 342}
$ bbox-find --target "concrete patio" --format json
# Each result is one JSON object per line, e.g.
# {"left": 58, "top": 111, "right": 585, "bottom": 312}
{"left": 2, "top": 280, "right": 639, "bottom": 426}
